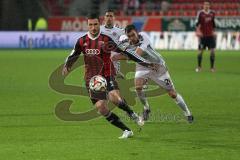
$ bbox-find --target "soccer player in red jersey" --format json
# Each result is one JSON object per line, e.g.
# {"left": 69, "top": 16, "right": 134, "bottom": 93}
{"left": 62, "top": 14, "right": 149, "bottom": 139}
{"left": 195, "top": 1, "right": 216, "bottom": 72}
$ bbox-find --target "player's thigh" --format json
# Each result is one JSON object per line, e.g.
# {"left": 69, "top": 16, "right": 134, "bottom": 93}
{"left": 106, "top": 76, "right": 121, "bottom": 103}
{"left": 135, "top": 70, "right": 149, "bottom": 78}
{"left": 135, "top": 68, "right": 149, "bottom": 90}
{"left": 150, "top": 71, "right": 175, "bottom": 91}
{"left": 207, "top": 36, "right": 216, "bottom": 49}
{"left": 108, "top": 89, "right": 121, "bottom": 103}
{"left": 95, "top": 100, "right": 109, "bottom": 115}
{"left": 199, "top": 37, "right": 207, "bottom": 50}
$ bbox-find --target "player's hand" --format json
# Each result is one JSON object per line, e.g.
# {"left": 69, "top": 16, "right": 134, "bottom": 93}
{"left": 110, "top": 54, "right": 118, "bottom": 61}
{"left": 111, "top": 53, "right": 128, "bottom": 61}
{"left": 196, "top": 31, "right": 203, "bottom": 37}
{"left": 196, "top": 26, "right": 203, "bottom": 37}
{"left": 213, "top": 32, "right": 217, "bottom": 38}
{"left": 62, "top": 66, "right": 70, "bottom": 76}
{"left": 117, "top": 41, "right": 129, "bottom": 51}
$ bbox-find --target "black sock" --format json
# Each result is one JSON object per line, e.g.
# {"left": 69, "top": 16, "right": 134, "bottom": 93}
{"left": 197, "top": 53, "right": 203, "bottom": 67}
{"left": 210, "top": 52, "right": 215, "bottom": 69}
{"left": 105, "top": 112, "right": 130, "bottom": 131}
{"left": 118, "top": 99, "right": 134, "bottom": 115}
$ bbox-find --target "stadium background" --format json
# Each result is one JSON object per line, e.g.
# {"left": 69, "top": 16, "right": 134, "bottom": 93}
{"left": 0, "top": 0, "right": 239, "bottom": 49}
{"left": 0, "top": 0, "right": 240, "bottom": 160}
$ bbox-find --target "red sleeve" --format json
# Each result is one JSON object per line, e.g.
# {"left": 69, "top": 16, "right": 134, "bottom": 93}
{"left": 64, "top": 38, "right": 82, "bottom": 68}
{"left": 195, "top": 11, "right": 201, "bottom": 27}
{"left": 212, "top": 12, "right": 216, "bottom": 28}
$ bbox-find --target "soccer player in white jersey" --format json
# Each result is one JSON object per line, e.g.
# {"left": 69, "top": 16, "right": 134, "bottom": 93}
{"left": 100, "top": 9, "right": 125, "bottom": 79}
{"left": 112, "top": 24, "right": 194, "bottom": 123}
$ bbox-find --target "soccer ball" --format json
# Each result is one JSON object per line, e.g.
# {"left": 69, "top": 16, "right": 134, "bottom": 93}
{"left": 89, "top": 75, "right": 107, "bottom": 92}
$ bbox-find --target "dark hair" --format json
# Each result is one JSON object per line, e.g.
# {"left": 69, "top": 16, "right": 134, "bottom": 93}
{"left": 105, "top": 9, "right": 115, "bottom": 14}
{"left": 125, "top": 24, "right": 137, "bottom": 33}
{"left": 204, "top": 1, "right": 210, "bottom": 3}
{"left": 87, "top": 13, "right": 100, "bottom": 21}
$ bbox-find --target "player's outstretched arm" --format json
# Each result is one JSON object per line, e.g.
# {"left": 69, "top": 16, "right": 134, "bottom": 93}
{"left": 122, "top": 49, "right": 149, "bottom": 65}
{"left": 62, "top": 39, "right": 82, "bottom": 76}
{"left": 134, "top": 47, "right": 159, "bottom": 71}
{"left": 107, "top": 33, "right": 152, "bottom": 67}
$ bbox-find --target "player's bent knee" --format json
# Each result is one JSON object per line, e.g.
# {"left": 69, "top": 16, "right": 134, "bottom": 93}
{"left": 168, "top": 90, "right": 177, "bottom": 98}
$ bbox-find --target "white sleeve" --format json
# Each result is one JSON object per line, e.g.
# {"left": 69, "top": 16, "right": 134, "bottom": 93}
{"left": 138, "top": 32, "right": 151, "bottom": 51}
{"left": 119, "top": 28, "right": 125, "bottom": 36}
{"left": 116, "top": 28, "right": 125, "bottom": 42}
{"left": 119, "top": 34, "right": 128, "bottom": 42}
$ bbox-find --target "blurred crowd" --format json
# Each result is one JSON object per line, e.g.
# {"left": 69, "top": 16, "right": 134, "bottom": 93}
{"left": 43, "top": 0, "right": 240, "bottom": 16}
{"left": 43, "top": 0, "right": 171, "bottom": 16}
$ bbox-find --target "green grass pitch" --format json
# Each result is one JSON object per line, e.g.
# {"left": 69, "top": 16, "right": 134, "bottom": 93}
{"left": 0, "top": 49, "right": 239, "bottom": 160}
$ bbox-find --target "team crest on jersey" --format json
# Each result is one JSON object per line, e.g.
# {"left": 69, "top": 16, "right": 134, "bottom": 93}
{"left": 83, "top": 42, "right": 88, "bottom": 46}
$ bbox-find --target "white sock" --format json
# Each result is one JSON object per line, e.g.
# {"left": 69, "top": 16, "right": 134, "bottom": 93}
{"left": 174, "top": 94, "right": 191, "bottom": 116}
{"left": 136, "top": 90, "right": 150, "bottom": 110}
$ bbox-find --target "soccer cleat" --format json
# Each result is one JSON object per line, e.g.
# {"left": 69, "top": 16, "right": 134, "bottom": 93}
{"left": 118, "top": 130, "right": 133, "bottom": 139}
{"left": 210, "top": 68, "right": 215, "bottom": 72}
{"left": 187, "top": 115, "right": 194, "bottom": 123}
{"left": 129, "top": 112, "right": 144, "bottom": 126}
{"left": 142, "top": 108, "right": 151, "bottom": 121}
{"left": 195, "top": 67, "right": 202, "bottom": 72}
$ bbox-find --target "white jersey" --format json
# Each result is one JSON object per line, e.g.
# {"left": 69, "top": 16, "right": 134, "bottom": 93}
{"left": 120, "top": 32, "right": 174, "bottom": 90}
{"left": 100, "top": 25, "right": 125, "bottom": 43}
{"left": 100, "top": 25, "right": 125, "bottom": 74}
{"left": 120, "top": 32, "right": 167, "bottom": 73}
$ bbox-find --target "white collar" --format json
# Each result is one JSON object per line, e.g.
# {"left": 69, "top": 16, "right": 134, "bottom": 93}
{"left": 87, "top": 31, "right": 101, "bottom": 40}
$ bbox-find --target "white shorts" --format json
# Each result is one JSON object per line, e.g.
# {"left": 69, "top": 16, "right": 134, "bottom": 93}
{"left": 135, "top": 64, "right": 175, "bottom": 91}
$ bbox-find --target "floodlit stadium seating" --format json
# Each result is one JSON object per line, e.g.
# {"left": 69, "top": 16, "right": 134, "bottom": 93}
{"left": 43, "top": 0, "right": 240, "bottom": 16}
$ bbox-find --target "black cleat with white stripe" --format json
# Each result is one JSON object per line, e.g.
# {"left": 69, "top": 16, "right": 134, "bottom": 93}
{"left": 187, "top": 115, "right": 194, "bottom": 123}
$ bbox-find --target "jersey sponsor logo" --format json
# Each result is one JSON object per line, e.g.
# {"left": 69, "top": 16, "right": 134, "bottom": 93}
{"left": 85, "top": 49, "right": 100, "bottom": 55}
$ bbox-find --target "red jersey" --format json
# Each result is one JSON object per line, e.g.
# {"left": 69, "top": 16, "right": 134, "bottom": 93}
{"left": 65, "top": 32, "right": 116, "bottom": 83}
{"left": 196, "top": 10, "right": 216, "bottom": 37}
